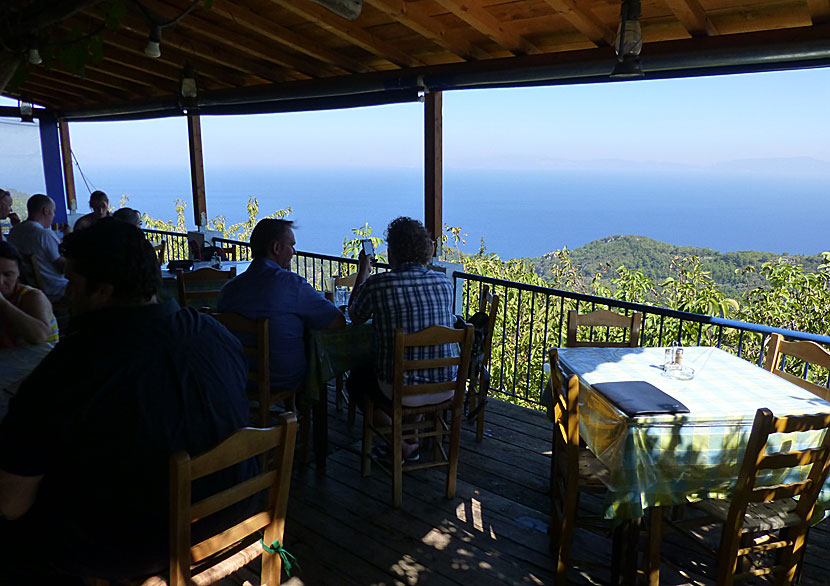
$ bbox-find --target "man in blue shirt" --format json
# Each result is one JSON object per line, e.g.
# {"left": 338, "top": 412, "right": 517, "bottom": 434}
{"left": 218, "top": 219, "right": 345, "bottom": 391}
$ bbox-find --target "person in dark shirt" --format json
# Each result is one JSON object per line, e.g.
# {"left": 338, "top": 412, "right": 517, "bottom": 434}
{"left": 0, "top": 219, "right": 253, "bottom": 584}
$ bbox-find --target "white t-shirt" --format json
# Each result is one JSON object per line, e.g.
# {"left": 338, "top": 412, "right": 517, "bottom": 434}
{"left": 8, "top": 220, "right": 68, "bottom": 300}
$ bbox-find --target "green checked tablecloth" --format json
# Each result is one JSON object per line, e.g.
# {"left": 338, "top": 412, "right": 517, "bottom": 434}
{"left": 556, "top": 346, "right": 830, "bottom": 521}
{"left": 303, "top": 322, "right": 375, "bottom": 402}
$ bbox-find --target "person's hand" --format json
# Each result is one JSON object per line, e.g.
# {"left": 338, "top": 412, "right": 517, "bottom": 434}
{"left": 356, "top": 250, "right": 374, "bottom": 283}
{"left": 7, "top": 212, "right": 20, "bottom": 226}
{"left": 57, "top": 222, "right": 71, "bottom": 235}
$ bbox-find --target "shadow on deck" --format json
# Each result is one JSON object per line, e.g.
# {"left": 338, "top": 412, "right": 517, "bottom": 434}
{"left": 271, "top": 393, "right": 830, "bottom": 586}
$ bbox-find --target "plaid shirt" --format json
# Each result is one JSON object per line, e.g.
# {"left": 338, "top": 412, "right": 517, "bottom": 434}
{"left": 350, "top": 263, "right": 457, "bottom": 386}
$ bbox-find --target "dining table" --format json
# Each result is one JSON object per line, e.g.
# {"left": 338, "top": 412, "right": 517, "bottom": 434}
{"left": 553, "top": 345, "right": 830, "bottom": 584}
{"left": 304, "top": 322, "right": 375, "bottom": 467}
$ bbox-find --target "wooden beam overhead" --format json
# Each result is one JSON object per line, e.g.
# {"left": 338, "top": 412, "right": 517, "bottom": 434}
{"left": 187, "top": 114, "right": 207, "bottom": 227}
{"left": 58, "top": 120, "right": 77, "bottom": 212}
{"left": 424, "top": 91, "right": 442, "bottom": 244}
{"left": 207, "top": 1, "right": 374, "bottom": 73}
{"left": 269, "top": 0, "right": 425, "bottom": 68}
{"left": 433, "top": 0, "right": 540, "bottom": 55}
{"left": 542, "top": 0, "right": 614, "bottom": 46}
{"left": 663, "top": 0, "right": 719, "bottom": 37}
{"left": 139, "top": 1, "right": 334, "bottom": 79}
{"left": 366, "top": 0, "right": 489, "bottom": 60}
{"left": 808, "top": 0, "right": 830, "bottom": 24}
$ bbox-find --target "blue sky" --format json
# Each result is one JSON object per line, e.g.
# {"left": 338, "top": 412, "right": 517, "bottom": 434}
{"left": 3, "top": 66, "right": 825, "bottom": 175}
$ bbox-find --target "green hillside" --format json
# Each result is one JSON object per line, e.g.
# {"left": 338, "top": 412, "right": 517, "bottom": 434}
{"left": 529, "top": 235, "right": 825, "bottom": 297}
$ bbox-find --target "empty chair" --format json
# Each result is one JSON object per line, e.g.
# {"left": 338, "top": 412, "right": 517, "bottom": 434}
{"left": 361, "top": 324, "right": 474, "bottom": 507}
{"left": 548, "top": 348, "right": 610, "bottom": 585}
{"left": 659, "top": 407, "right": 830, "bottom": 586}
{"left": 466, "top": 284, "right": 501, "bottom": 442}
{"left": 764, "top": 333, "right": 830, "bottom": 402}
{"left": 169, "top": 415, "right": 298, "bottom": 586}
{"left": 566, "top": 309, "right": 642, "bottom": 348}
{"left": 176, "top": 266, "right": 236, "bottom": 309}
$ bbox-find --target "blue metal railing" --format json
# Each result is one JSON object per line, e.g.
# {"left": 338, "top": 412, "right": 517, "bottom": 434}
{"left": 142, "top": 229, "right": 830, "bottom": 408}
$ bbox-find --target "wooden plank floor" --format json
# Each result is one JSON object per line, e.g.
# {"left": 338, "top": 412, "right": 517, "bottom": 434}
{"left": 265, "top": 392, "right": 830, "bottom": 585}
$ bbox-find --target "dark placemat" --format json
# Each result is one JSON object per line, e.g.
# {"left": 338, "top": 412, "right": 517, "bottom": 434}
{"left": 592, "top": 381, "right": 690, "bottom": 417}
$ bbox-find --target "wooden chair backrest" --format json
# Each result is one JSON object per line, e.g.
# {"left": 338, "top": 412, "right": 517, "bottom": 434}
{"left": 566, "top": 309, "right": 642, "bottom": 348}
{"left": 169, "top": 415, "right": 298, "bottom": 586}
{"left": 719, "top": 408, "right": 830, "bottom": 584}
{"left": 392, "top": 325, "right": 474, "bottom": 410}
{"left": 211, "top": 313, "right": 270, "bottom": 427}
{"left": 176, "top": 267, "right": 237, "bottom": 308}
{"left": 764, "top": 333, "right": 830, "bottom": 402}
{"left": 325, "top": 272, "right": 358, "bottom": 303}
{"left": 478, "top": 285, "right": 501, "bottom": 368}
{"left": 152, "top": 243, "right": 165, "bottom": 264}
{"left": 27, "top": 253, "right": 46, "bottom": 291}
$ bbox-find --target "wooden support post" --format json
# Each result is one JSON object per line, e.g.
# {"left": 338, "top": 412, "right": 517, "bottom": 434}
{"left": 424, "top": 91, "right": 443, "bottom": 251}
{"left": 58, "top": 120, "right": 77, "bottom": 213}
{"left": 187, "top": 113, "right": 207, "bottom": 227}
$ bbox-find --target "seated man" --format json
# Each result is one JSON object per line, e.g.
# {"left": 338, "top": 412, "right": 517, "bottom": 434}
{"left": 0, "top": 219, "right": 253, "bottom": 584}
{"left": 72, "top": 190, "right": 111, "bottom": 231}
{"left": 7, "top": 193, "right": 69, "bottom": 301}
{"left": 348, "top": 216, "right": 458, "bottom": 460}
{"left": 112, "top": 206, "right": 142, "bottom": 227}
{"left": 218, "top": 219, "right": 345, "bottom": 391}
{"left": 0, "top": 188, "right": 21, "bottom": 241}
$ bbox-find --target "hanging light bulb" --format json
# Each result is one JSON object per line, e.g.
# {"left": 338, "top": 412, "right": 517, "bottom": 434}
{"left": 611, "top": 0, "right": 644, "bottom": 79}
{"left": 28, "top": 47, "right": 42, "bottom": 65}
{"left": 144, "top": 26, "right": 162, "bottom": 58}
{"left": 181, "top": 64, "right": 197, "bottom": 99}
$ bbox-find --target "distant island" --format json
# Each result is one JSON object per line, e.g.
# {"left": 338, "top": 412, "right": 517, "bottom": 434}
{"left": 528, "top": 235, "right": 825, "bottom": 297}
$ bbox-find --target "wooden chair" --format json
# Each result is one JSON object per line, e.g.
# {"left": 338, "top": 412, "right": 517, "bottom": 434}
{"left": 169, "top": 415, "right": 298, "bottom": 586}
{"left": 660, "top": 408, "right": 830, "bottom": 586}
{"left": 764, "top": 333, "right": 830, "bottom": 402}
{"left": 566, "top": 309, "right": 643, "bottom": 348}
{"left": 27, "top": 253, "right": 46, "bottom": 291}
{"left": 152, "top": 242, "right": 165, "bottom": 264}
{"left": 211, "top": 312, "right": 310, "bottom": 459}
{"left": 467, "top": 284, "right": 501, "bottom": 442}
{"left": 176, "top": 266, "right": 236, "bottom": 309}
{"left": 548, "top": 348, "right": 610, "bottom": 585}
{"left": 361, "top": 324, "right": 474, "bottom": 507}
{"left": 327, "top": 271, "right": 358, "bottom": 418}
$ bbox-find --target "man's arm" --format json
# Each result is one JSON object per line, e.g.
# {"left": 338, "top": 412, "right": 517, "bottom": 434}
{"left": 347, "top": 250, "right": 374, "bottom": 325}
{"left": 327, "top": 313, "right": 346, "bottom": 329}
{"left": 0, "top": 469, "right": 42, "bottom": 520}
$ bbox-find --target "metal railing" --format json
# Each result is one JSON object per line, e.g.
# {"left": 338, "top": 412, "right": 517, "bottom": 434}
{"left": 142, "top": 228, "right": 190, "bottom": 262}
{"left": 142, "top": 229, "right": 830, "bottom": 409}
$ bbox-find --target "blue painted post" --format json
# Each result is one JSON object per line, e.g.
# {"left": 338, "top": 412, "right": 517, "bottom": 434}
{"left": 38, "top": 112, "right": 68, "bottom": 224}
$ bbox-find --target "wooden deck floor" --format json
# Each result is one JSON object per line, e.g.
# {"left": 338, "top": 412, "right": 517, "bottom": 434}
{"left": 275, "top": 393, "right": 830, "bottom": 586}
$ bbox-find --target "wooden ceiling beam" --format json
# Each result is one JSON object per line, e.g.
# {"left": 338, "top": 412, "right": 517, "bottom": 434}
{"left": 142, "top": 0, "right": 340, "bottom": 78}
{"left": 30, "top": 66, "right": 138, "bottom": 99}
{"left": 542, "top": 0, "right": 614, "bottom": 46}
{"left": 663, "top": 0, "right": 719, "bottom": 37}
{"left": 108, "top": 12, "right": 299, "bottom": 83}
{"left": 78, "top": 11, "right": 251, "bottom": 87}
{"left": 11, "top": 85, "right": 70, "bottom": 109}
{"left": 22, "top": 76, "right": 89, "bottom": 101}
{"left": 269, "top": 0, "right": 424, "bottom": 68}
{"left": 366, "top": 0, "right": 489, "bottom": 60}
{"left": 207, "top": 1, "right": 374, "bottom": 73}
{"left": 808, "top": 0, "right": 830, "bottom": 24}
{"left": 432, "top": 0, "right": 540, "bottom": 55}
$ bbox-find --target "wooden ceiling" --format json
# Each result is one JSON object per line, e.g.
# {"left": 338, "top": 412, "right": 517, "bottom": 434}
{"left": 3, "top": 0, "right": 830, "bottom": 120}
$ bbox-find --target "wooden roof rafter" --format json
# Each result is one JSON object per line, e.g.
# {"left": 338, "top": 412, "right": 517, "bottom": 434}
{"left": 268, "top": 0, "right": 425, "bottom": 68}
{"left": 432, "top": 0, "right": 541, "bottom": 55}
{"left": 542, "top": 0, "right": 615, "bottom": 46}
{"left": 663, "top": 0, "right": 719, "bottom": 37}
{"left": 808, "top": 0, "right": 830, "bottom": 24}
{"left": 365, "top": 0, "right": 489, "bottom": 60}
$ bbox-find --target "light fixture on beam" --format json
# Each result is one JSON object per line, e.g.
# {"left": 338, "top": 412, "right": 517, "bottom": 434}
{"left": 28, "top": 47, "right": 42, "bottom": 65}
{"left": 610, "top": 0, "right": 644, "bottom": 79}
{"left": 19, "top": 99, "right": 34, "bottom": 123}
{"left": 144, "top": 25, "right": 162, "bottom": 58}
{"left": 180, "top": 63, "right": 198, "bottom": 113}
{"left": 310, "top": 0, "right": 363, "bottom": 20}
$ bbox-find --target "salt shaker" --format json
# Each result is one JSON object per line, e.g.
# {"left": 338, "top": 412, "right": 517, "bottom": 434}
{"left": 664, "top": 348, "right": 673, "bottom": 371}
{"left": 210, "top": 251, "right": 221, "bottom": 269}
{"left": 674, "top": 348, "right": 684, "bottom": 365}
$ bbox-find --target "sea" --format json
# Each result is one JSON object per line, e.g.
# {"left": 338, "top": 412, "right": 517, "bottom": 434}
{"left": 7, "top": 165, "right": 830, "bottom": 259}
